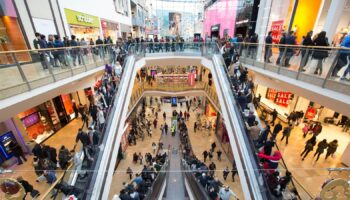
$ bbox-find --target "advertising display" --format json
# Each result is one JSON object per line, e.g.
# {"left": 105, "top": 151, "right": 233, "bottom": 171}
{"left": 171, "top": 97, "right": 178, "bottom": 107}
{"left": 266, "top": 88, "right": 293, "bottom": 108}
{"left": 145, "top": 17, "right": 159, "bottom": 35}
{"left": 271, "top": 20, "right": 284, "bottom": 43}
{"left": 203, "top": 0, "right": 238, "bottom": 38}
{"left": 0, "top": 131, "right": 17, "bottom": 159}
{"left": 169, "top": 12, "right": 181, "bottom": 36}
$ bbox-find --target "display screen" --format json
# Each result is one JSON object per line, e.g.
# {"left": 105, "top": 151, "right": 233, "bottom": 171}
{"left": 22, "top": 112, "right": 40, "bottom": 127}
{"left": 171, "top": 97, "right": 178, "bottom": 107}
{"left": 0, "top": 131, "right": 17, "bottom": 159}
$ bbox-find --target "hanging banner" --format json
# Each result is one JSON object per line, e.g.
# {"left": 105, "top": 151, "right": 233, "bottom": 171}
{"left": 271, "top": 20, "right": 284, "bottom": 44}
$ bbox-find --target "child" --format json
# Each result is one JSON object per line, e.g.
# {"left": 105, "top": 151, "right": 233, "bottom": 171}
{"left": 302, "top": 122, "right": 309, "bottom": 138}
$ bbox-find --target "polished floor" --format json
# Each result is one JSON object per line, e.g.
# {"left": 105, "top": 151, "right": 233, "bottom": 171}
{"left": 109, "top": 98, "right": 243, "bottom": 200}
{"left": 0, "top": 118, "right": 83, "bottom": 200}
{"left": 257, "top": 108, "right": 350, "bottom": 199}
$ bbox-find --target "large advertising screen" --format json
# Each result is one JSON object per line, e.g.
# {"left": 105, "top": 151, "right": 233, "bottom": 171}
{"left": 169, "top": 12, "right": 181, "bottom": 36}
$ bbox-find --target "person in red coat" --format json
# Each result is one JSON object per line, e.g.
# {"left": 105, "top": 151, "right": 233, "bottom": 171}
{"left": 258, "top": 150, "right": 282, "bottom": 174}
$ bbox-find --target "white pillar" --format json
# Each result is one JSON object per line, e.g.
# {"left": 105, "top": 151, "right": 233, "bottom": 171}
{"left": 256, "top": 0, "right": 272, "bottom": 61}
{"left": 323, "top": 0, "right": 347, "bottom": 42}
{"left": 254, "top": 0, "right": 266, "bottom": 34}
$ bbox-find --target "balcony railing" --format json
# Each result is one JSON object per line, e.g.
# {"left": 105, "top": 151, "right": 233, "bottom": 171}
{"left": 233, "top": 42, "right": 350, "bottom": 95}
{"left": 0, "top": 44, "right": 118, "bottom": 99}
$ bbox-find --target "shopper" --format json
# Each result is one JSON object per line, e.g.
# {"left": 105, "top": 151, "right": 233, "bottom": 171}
{"left": 300, "top": 136, "right": 317, "bottom": 160}
{"left": 284, "top": 31, "right": 296, "bottom": 67}
{"left": 231, "top": 162, "right": 238, "bottom": 182}
{"left": 313, "top": 139, "right": 328, "bottom": 161}
{"left": 312, "top": 31, "right": 329, "bottom": 75}
{"left": 276, "top": 32, "right": 287, "bottom": 65}
{"left": 279, "top": 171, "right": 292, "bottom": 192}
{"left": 153, "top": 118, "right": 158, "bottom": 128}
{"left": 272, "top": 121, "right": 282, "bottom": 139}
{"left": 265, "top": 31, "right": 273, "bottom": 63}
{"left": 203, "top": 150, "right": 209, "bottom": 162}
{"left": 152, "top": 142, "right": 157, "bottom": 154}
{"left": 208, "top": 151, "right": 213, "bottom": 161}
{"left": 9, "top": 141, "right": 27, "bottom": 165}
{"left": 194, "top": 122, "right": 197, "bottom": 133}
{"left": 70, "top": 35, "right": 82, "bottom": 66}
{"left": 218, "top": 186, "right": 237, "bottom": 200}
{"left": 17, "top": 176, "right": 40, "bottom": 199}
{"left": 312, "top": 122, "right": 323, "bottom": 137}
{"left": 325, "top": 140, "right": 338, "bottom": 160}
{"left": 223, "top": 166, "right": 230, "bottom": 181}
{"left": 302, "top": 122, "right": 310, "bottom": 138}
{"left": 335, "top": 34, "right": 350, "bottom": 79}
{"left": 299, "top": 31, "right": 314, "bottom": 71}
{"left": 97, "top": 107, "right": 105, "bottom": 130}
{"left": 58, "top": 145, "right": 71, "bottom": 169}
{"left": 270, "top": 109, "right": 278, "bottom": 126}
{"left": 138, "top": 152, "right": 143, "bottom": 164}
{"left": 246, "top": 121, "right": 261, "bottom": 141}
{"left": 256, "top": 124, "right": 270, "bottom": 148}
{"left": 126, "top": 167, "right": 133, "bottom": 180}
{"left": 217, "top": 150, "right": 222, "bottom": 161}
{"left": 280, "top": 124, "right": 293, "bottom": 145}
{"left": 211, "top": 142, "right": 217, "bottom": 152}
{"left": 208, "top": 162, "right": 216, "bottom": 177}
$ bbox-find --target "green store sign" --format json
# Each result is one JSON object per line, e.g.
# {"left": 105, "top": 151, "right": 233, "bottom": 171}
{"left": 64, "top": 8, "right": 100, "bottom": 27}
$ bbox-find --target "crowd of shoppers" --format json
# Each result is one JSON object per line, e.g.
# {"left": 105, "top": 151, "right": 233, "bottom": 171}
{"left": 33, "top": 32, "right": 127, "bottom": 70}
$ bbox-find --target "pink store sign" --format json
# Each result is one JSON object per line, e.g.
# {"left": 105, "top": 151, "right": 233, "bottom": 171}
{"left": 203, "top": 0, "right": 238, "bottom": 38}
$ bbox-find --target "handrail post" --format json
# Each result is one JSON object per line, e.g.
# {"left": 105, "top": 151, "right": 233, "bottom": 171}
{"left": 11, "top": 53, "right": 31, "bottom": 90}
{"left": 296, "top": 48, "right": 309, "bottom": 80}
{"left": 80, "top": 49, "right": 87, "bottom": 72}
{"left": 277, "top": 47, "right": 287, "bottom": 74}
{"left": 322, "top": 49, "right": 339, "bottom": 88}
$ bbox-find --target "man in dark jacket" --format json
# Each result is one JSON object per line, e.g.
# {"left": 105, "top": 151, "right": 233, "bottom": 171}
{"left": 17, "top": 176, "right": 39, "bottom": 198}
{"left": 32, "top": 144, "right": 43, "bottom": 159}
{"left": 89, "top": 103, "right": 98, "bottom": 124}
{"left": 272, "top": 121, "right": 282, "bottom": 139}
{"left": 9, "top": 141, "right": 27, "bottom": 165}
{"left": 276, "top": 32, "right": 286, "bottom": 65}
{"left": 284, "top": 31, "right": 296, "bottom": 66}
{"left": 270, "top": 109, "right": 278, "bottom": 126}
{"left": 70, "top": 35, "right": 81, "bottom": 66}
{"left": 265, "top": 31, "right": 273, "bottom": 62}
{"left": 53, "top": 35, "right": 68, "bottom": 67}
{"left": 300, "top": 31, "right": 313, "bottom": 70}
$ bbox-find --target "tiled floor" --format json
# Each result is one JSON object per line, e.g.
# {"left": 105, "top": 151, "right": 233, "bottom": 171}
{"left": 257, "top": 108, "right": 350, "bottom": 198}
{"left": 108, "top": 97, "right": 242, "bottom": 200}
{"left": 0, "top": 118, "right": 83, "bottom": 200}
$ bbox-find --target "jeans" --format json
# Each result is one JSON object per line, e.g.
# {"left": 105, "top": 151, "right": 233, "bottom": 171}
{"left": 332, "top": 53, "right": 349, "bottom": 76}
{"left": 315, "top": 59, "right": 323, "bottom": 74}
{"left": 342, "top": 63, "right": 350, "bottom": 78}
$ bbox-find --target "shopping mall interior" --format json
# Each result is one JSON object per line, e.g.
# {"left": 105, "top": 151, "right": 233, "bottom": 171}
{"left": 1, "top": 0, "right": 350, "bottom": 200}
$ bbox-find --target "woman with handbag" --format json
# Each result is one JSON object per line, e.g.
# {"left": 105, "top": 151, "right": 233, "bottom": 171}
{"left": 312, "top": 31, "right": 329, "bottom": 75}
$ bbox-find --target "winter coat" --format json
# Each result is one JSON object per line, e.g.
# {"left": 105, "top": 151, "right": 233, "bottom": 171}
{"left": 327, "top": 142, "right": 338, "bottom": 154}
{"left": 312, "top": 37, "right": 329, "bottom": 59}
{"left": 316, "top": 141, "right": 328, "bottom": 153}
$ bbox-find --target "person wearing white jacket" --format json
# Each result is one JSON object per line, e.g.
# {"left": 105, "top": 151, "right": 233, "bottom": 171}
{"left": 97, "top": 107, "right": 105, "bottom": 130}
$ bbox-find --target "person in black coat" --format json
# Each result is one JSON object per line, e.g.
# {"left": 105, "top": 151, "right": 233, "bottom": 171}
{"left": 300, "top": 136, "right": 317, "bottom": 160}
{"left": 270, "top": 109, "right": 278, "bottom": 126}
{"left": 9, "top": 141, "right": 27, "bottom": 165}
{"left": 89, "top": 104, "right": 98, "bottom": 124}
{"left": 276, "top": 32, "right": 286, "bottom": 65}
{"left": 300, "top": 31, "right": 313, "bottom": 70}
{"left": 312, "top": 31, "right": 329, "bottom": 75}
{"left": 49, "top": 147, "right": 58, "bottom": 166}
{"left": 17, "top": 176, "right": 39, "bottom": 199}
{"left": 272, "top": 121, "right": 283, "bottom": 139}
{"left": 32, "top": 144, "right": 43, "bottom": 159}
{"left": 265, "top": 31, "right": 273, "bottom": 62}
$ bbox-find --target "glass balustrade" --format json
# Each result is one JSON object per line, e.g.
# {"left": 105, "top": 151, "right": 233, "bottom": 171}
{"left": 0, "top": 44, "right": 116, "bottom": 99}
{"left": 236, "top": 43, "right": 350, "bottom": 95}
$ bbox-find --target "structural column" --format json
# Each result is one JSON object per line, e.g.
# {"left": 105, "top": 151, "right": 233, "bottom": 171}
{"left": 322, "top": 0, "right": 347, "bottom": 42}
{"left": 256, "top": 0, "right": 272, "bottom": 61}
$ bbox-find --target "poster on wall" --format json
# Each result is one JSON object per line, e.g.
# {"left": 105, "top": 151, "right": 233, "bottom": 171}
{"left": 266, "top": 88, "right": 293, "bottom": 107}
{"left": 271, "top": 20, "right": 284, "bottom": 44}
{"left": 113, "top": 0, "right": 129, "bottom": 16}
{"left": 169, "top": 12, "right": 181, "bottom": 36}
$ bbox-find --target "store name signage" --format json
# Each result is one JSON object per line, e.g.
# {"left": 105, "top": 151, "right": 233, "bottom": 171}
{"left": 236, "top": 19, "right": 249, "bottom": 25}
{"left": 76, "top": 15, "right": 93, "bottom": 24}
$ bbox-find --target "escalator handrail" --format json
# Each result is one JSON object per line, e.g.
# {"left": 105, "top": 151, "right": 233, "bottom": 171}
{"left": 144, "top": 159, "right": 170, "bottom": 200}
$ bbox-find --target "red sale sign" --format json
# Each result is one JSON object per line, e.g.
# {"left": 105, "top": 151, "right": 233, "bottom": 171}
{"left": 271, "top": 20, "right": 284, "bottom": 44}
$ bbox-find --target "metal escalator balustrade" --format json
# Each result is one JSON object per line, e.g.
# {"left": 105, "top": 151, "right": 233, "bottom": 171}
{"left": 234, "top": 42, "right": 350, "bottom": 95}
{"left": 0, "top": 44, "right": 118, "bottom": 100}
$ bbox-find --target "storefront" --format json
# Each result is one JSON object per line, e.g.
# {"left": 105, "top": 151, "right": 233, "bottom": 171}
{"left": 119, "top": 23, "right": 131, "bottom": 39}
{"left": 215, "top": 113, "right": 234, "bottom": 162}
{"left": 0, "top": 1, "right": 30, "bottom": 63}
{"left": 14, "top": 92, "right": 80, "bottom": 144}
{"left": 64, "top": 8, "right": 101, "bottom": 41}
{"left": 101, "top": 19, "right": 119, "bottom": 42}
{"left": 16, "top": 100, "right": 59, "bottom": 144}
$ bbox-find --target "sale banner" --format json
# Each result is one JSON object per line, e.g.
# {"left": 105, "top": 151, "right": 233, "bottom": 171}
{"left": 271, "top": 20, "right": 284, "bottom": 44}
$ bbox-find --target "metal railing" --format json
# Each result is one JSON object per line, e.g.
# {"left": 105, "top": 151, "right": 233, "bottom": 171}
{"left": 0, "top": 44, "right": 119, "bottom": 99}
{"left": 234, "top": 42, "right": 350, "bottom": 95}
